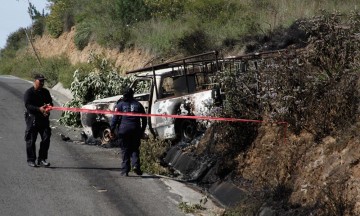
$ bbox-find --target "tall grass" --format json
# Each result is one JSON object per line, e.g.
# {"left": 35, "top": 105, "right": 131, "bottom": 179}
{"left": 132, "top": 19, "right": 190, "bottom": 55}
{"left": 252, "top": 0, "right": 359, "bottom": 29}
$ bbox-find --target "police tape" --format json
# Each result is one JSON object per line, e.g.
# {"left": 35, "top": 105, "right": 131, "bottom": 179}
{"left": 45, "top": 105, "right": 288, "bottom": 143}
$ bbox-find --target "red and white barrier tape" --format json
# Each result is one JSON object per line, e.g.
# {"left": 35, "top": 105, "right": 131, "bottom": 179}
{"left": 46, "top": 105, "right": 288, "bottom": 143}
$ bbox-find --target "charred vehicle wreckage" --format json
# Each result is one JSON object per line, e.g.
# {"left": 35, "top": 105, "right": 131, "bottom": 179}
{"left": 80, "top": 51, "right": 225, "bottom": 144}
{"left": 80, "top": 49, "right": 296, "bottom": 145}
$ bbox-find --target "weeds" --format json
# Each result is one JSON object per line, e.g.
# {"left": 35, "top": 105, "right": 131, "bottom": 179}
{"left": 59, "top": 53, "right": 134, "bottom": 127}
{"left": 178, "top": 202, "right": 206, "bottom": 214}
{"left": 140, "top": 138, "right": 171, "bottom": 175}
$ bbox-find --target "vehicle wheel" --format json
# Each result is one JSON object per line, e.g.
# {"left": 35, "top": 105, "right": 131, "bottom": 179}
{"left": 99, "top": 126, "right": 112, "bottom": 144}
{"left": 180, "top": 119, "right": 197, "bottom": 142}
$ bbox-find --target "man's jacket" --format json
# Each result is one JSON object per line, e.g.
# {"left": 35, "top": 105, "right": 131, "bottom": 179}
{"left": 110, "top": 98, "right": 147, "bottom": 135}
{"left": 24, "top": 86, "right": 53, "bottom": 126}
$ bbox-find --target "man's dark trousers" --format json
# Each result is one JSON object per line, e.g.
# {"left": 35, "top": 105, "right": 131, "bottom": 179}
{"left": 25, "top": 117, "right": 51, "bottom": 162}
{"left": 118, "top": 132, "right": 141, "bottom": 174}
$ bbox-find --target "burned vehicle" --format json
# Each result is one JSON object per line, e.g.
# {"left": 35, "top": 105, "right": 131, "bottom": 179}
{"left": 80, "top": 51, "right": 224, "bottom": 144}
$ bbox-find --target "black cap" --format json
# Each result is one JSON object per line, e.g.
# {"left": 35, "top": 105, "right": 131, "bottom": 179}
{"left": 34, "top": 74, "right": 46, "bottom": 81}
{"left": 123, "top": 87, "right": 134, "bottom": 99}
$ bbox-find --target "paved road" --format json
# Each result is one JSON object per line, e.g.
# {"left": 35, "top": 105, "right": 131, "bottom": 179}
{"left": 0, "top": 75, "right": 185, "bottom": 216}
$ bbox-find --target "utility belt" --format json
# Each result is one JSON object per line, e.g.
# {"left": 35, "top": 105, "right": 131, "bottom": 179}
{"left": 24, "top": 110, "right": 33, "bottom": 119}
{"left": 24, "top": 110, "right": 49, "bottom": 127}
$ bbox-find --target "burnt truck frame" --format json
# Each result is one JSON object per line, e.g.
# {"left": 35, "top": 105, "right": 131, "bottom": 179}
{"left": 80, "top": 51, "right": 224, "bottom": 144}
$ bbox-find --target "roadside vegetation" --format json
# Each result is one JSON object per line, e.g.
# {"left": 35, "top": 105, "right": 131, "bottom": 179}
{"left": 217, "top": 11, "right": 360, "bottom": 215}
{"left": 1, "top": 0, "right": 358, "bottom": 81}
{"left": 0, "top": 0, "right": 359, "bottom": 215}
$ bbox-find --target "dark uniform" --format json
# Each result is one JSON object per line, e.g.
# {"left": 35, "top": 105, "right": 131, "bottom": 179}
{"left": 24, "top": 76, "right": 53, "bottom": 166}
{"left": 110, "top": 89, "right": 147, "bottom": 176}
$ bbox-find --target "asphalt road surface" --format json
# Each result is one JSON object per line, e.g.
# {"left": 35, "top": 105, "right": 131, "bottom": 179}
{"left": 0, "top": 75, "right": 185, "bottom": 216}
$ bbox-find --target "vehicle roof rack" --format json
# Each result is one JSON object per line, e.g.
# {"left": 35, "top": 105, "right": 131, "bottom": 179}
{"left": 126, "top": 51, "right": 219, "bottom": 74}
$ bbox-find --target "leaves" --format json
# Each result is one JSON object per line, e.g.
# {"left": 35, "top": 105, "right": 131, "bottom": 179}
{"left": 59, "top": 53, "right": 134, "bottom": 127}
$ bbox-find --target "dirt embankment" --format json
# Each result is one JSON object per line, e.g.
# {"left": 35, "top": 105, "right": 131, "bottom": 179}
{"left": 30, "top": 27, "right": 154, "bottom": 72}
{"left": 239, "top": 122, "right": 360, "bottom": 213}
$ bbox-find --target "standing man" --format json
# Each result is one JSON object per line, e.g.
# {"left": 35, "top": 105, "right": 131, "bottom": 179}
{"left": 110, "top": 88, "right": 147, "bottom": 176}
{"left": 24, "top": 74, "right": 53, "bottom": 167}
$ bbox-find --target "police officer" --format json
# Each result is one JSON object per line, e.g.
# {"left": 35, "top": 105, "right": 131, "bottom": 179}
{"left": 24, "top": 74, "right": 53, "bottom": 167}
{"left": 110, "top": 88, "right": 147, "bottom": 176}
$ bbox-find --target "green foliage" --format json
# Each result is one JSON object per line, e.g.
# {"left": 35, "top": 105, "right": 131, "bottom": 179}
{"left": 177, "top": 29, "right": 209, "bottom": 55}
{"left": 4, "top": 28, "right": 28, "bottom": 51}
{"left": 0, "top": 50, "right": 75, "bottom": 90}
{"left": 144, "top": 0, "right": 186, "bottom": 19}
{"left": 31, "top": 18, "right": 46, "bottom": 36}
{"left": 59, "top": 53, "right": 134, "bottom": 126}
{"left": 185, "top": 0, "right": 239, "bottom": 24}
{"left": 112, "top": 0, "right": 150, "bottom": 25}
{"left": 46, "top": 0, "right": 73, "bottom": 38}
{"left": 38, "top": 56, "right": 74, "bottom": 88}
{"left": 178, "top": 202, "right": 206, "bottom": 214}
{"left": 140, "top": 138, "right": 171, "bottom": 175}
{"left": 0, "top": 54, "right": 38, "bottom": 78}
{"left": 27, "top": 2, "right": 47, "bottom": 36}
{"left": 74, "top": 21, "right": 92, "bottom": 50}
{"left": 58, "top": 99, "right": 82, "bottom": 127}
{"left": 71, "top": 56, "right": 133, "bottom": 103}
{"left": 132, "top": 19, "right": 189, "bottom": 55}
{"left": 4, "top": 0, "right": 360, "bottom": 58}
{"left": 27, "top": 2, "right": 44, "bottom": 20}
{"left": 39, "top": 0, "right": 358, "bottom": 56}
{"left": 59, "top": 62, "right": 91, "bottom": 88}
{"left": 94, "top": 17, "right": 131, "bottom": 50}
{"left": 184, "top": 1, "right": 259, "bottom": 49}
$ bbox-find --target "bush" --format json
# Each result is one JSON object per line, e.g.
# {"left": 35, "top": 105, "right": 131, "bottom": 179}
{"left": 93, "top": 17, "right": 131, "bottom": 50}
{"left": 4, "top": 28, "right": 28, "bottom": 51}
{"left": 38, "top": 56, "right": 74, "bottom": 88}
{"left": 31, "top": 18, "right": 46, "bottom": 36}
{"left": 46, "top": 0, "right": 73, "bottom": 38}
{"left": 59, "top": 62, "right": 92, "bottom": 89}
{"left": 28, "top": 2, "right": 46, "bottom": 36}
{"left": 59, "top": 54, "right": 134, "bottom": 127}
{"left": 112, "top": 0, "right": 151, "bottom": 25}
{"left": 74, "top": 21, "right": 92, "bottom": 50}
{"left": 177, "top": 29, "right": 210, "bottom": 55}
{"left": 0, "top": 51, "right": 75, "bottom": 89}
{"left": 0, "top": 54, "right": 39, "bottom": 79}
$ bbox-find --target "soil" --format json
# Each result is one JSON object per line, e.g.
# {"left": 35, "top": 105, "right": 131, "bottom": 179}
{"left": 30, "top": 27, "right": 155, "bottom": 72}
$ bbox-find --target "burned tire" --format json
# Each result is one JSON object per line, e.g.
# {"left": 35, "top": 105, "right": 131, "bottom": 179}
{"left": 179, "top": 119, "right": 197, "bottom": 143}
{"left": 99, "top": 125, "right": 112, "bottom": 144}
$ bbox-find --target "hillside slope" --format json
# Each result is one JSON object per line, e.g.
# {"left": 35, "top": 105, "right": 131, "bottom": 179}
{"left": 30, "top": 27, "right": 154, "bottom": 72}
{"left": 29, "top": 14, "right": 360, "bottom": 215}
